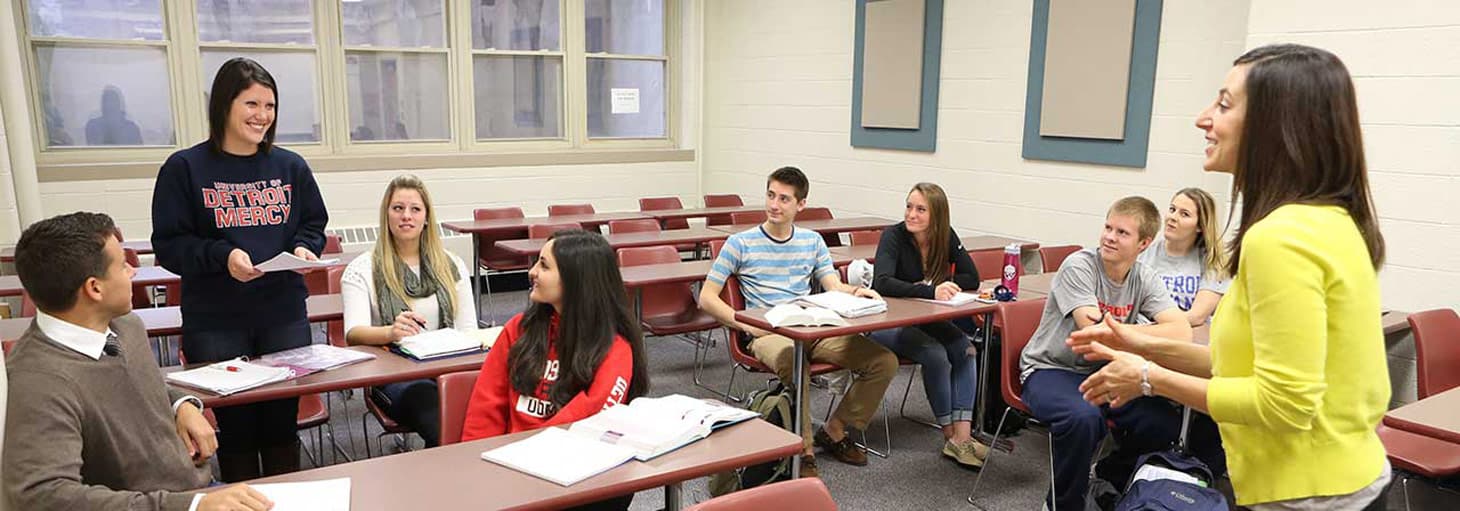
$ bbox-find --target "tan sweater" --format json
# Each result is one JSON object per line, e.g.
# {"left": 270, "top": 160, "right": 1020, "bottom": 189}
{"left": 3, "top": 313, "right": 210, "bottom": 511}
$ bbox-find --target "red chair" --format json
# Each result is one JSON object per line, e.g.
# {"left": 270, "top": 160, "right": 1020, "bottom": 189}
{"left": 703, "top": 194, "right": 743, "bottom": 227}
{"left": 323, "top": 234, "right": 343, "bottom": 255}
{"left": 968, "top": 298, "right": 1053, "bottom": 508}
{"left": 1039, "top": 245, "right": 1081, "bottom": 273}
{"left": 474, "top": 207, "right": 532, "bottom": 318}
{"left": 797, "top": 207, "right": 840, "bottom": 247}
{"left": 685, "top": 478, "right": 836, "bottom": 511}
{"left": 639, "top": 197, "right": 689, "bottom": 230}
{"left": 528, "top": 222, "right": 582, "bottom": 240}
{"left": 1379, "top": 309, "right": 1460, "bottom": 507}
{"left": 19, "top": 292, "right": 35, "bottom": 318}
{"left": 618, "top": 246, "right": 720, "bottom": 386}
{"left": 718, "top": 276, "right": 844, "bottom": 400}
{"left": 437, "top": 370, "right": 480, "bottom": 446}
{"left": 547, "top": 204, "right": 595, "bottom": 216}
{"left": 2, "top": 340, "right": 15, "bottom": 356}
{"left": 969, "top": 249, "right": 1003, "bottom": 282}
{"left": 326, "top": 266, "right": 347, "bottom": 347}
{"left": 730, "top": 211, "right": 767, "bottom": 225}
{"left": 608, "top": 219, "right": 662, "bottom": 235}
{"left": 849, "top": 230, "right": 882, "bottom": 246}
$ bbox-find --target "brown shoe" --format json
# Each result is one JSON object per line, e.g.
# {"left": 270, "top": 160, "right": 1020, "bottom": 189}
{"left": 814, "top": 427, "right": 869, "bottom": 466}
{"left": 798, "top": 455, "right": 820, "bottom": 478}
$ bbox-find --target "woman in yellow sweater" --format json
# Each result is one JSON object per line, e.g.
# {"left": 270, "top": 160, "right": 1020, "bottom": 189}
{"left": 1068, "top": 44, "right": 1390, "bottom": 510}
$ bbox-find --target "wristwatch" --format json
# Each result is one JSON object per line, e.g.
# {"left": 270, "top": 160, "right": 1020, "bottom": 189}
{"left": 1140, "top": 361, "right": 1154, "bottom": 397}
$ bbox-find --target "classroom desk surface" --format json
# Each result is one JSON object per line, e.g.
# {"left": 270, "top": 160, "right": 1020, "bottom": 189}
{"left": 619, "top": 260, "right": 717, "bottom": 289}
{"left": 736, "top": 297, "right": 996, "bottom": 344}
{"left": 181, "top": 345, "right": 488, "bottom": 408}
{"left": 979, "top": 273, "right": 1055, "bottom": 298}
{"left": 1, "top": 240, "right": 153, "bottom": 263}
{"left": 707, "top": 217, "right": 896, "bottom": 235}
{"left": 1384, "top": 386, "right": 1460, "bottom": 445}
{"left": 642, "top": 206, "right": 765, "bottom": 222}
{"left": 442, "top": 212, "right": 650, "bottom": 235}
{"left": 0, "top": 294, "right": 344, "bottom": 342}
{"left": 496, "top": 227, "right": 730, "bottom": 257}
{"left": 239, "top": 418, "right": 801, "bottom": 511}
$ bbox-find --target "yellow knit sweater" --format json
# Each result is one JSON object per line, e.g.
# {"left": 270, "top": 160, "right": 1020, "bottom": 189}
{"left": 1207, "top": 204, "right": 1389, "bottom": 506}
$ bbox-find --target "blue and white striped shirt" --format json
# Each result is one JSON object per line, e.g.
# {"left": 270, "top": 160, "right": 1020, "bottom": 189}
{"left": 707, "top": 226, "right": 836, "bottom": 310}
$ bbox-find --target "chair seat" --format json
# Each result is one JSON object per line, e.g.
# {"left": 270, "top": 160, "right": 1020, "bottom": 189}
{"left": 641, "top": 309, "right": 720, "bottom": 336}
{"left": 478, "top": 258, "right": 530, "bottom": 272}
{"left": 365, "top": 390, "right": 414, "bottom": 434}
{"left": 297, "top": 393, "right": 330, "bottom": 430}
{"left": 1378, "top": 424, "right": 1460, "bottom": 478}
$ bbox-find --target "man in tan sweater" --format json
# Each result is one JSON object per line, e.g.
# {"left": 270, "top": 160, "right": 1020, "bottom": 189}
{"left": 3, "top": 212, "right": 273, "bottom": 511}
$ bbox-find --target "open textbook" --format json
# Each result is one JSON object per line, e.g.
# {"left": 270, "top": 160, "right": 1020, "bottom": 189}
{"left": 480, "top": 394, "right": 757, "bottom": 486}
{"left": 765, "top": 303, "right": 847, "bottom": 327}
{"left": 391, "top": 326, "right": 504, "bottom": 360}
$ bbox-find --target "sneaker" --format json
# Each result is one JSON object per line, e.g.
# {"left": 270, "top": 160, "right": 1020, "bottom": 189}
{"left": 798, "top": 455, "right": 820, "bottom": 479}
{"left": 943, "top": 438, "right": 989, "bottom": 468}
{"left": 814, "top": 427, "right": 869, "bottom": 466}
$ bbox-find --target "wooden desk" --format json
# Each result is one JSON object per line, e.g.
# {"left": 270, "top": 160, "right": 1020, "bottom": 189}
{"left": 496, "top": 227, "right": 730, "bottom": 257}
{"left": 619, "top": 260, "right": 716, "bottom": 289}
{"left": 1384, "top": 386, "right": 1460, "bottom": 445}
{"left": 642, "top": 206, "right": 765, "bottom": 223}
{"left": 1, "top": 294, "right": 344, "bottom": 342}
{"left": 962, "top": 235, "right": 1040, "bottom": 252}
{"left": 707, "top": 217, "right": 896, "bottom": 236}
{"left": 2, "top": 240, "right": 153, "bottom": 263}
{"left": 240, "top": 419, "right": 801, "bottom": 511}
{"left": 185, "top": 346, "right": 487, "bottom": 408}
{"left": 980, "top": 272, "right": 1055, "bottom": 298}
{"left": 736, "top": 297, "right": 997, "bottom": 477}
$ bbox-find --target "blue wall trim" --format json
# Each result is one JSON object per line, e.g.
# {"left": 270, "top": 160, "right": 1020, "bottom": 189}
{"left": 850, "top": 0, "right": 944, "bottom": 152}
{"left": 1021, "top": 0, "right": 1163, "bottom": 168}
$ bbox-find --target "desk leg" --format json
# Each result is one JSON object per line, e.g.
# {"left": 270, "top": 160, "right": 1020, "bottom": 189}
{"left": 974, "top": 309, "right": 995, "bottom": 435}
{"left": 634, "top": 288, "right": 643, "bottom": 324}
{"left": 664, "top": 482, "right": 684, "bottom": 511}
{"left": 790, "top": 340, "right": 806, "bottom": 479}
{"left": 471, "top": 233, "right": 484, "bottom": 328}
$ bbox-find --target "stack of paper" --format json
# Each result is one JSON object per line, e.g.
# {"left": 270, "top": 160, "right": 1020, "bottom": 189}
{"left": 249, "top": 478, "right": 351, "bottom": 511}
{"left": 394, "top": 328, "right": 485, "bottom": 360}
{"left": 481, "top": 427, "right": 637, "bottom": 486}
{"left": 260, "top": 344, "right": 375, "bottom": 372}
{"left": 166, "top": 359, "right": 294, "bottom": 396}
{"left": 914, "top": 292, "right": 981, "bottom": 307}
{"left": 797, "top": 291, "right": 887, "bottom": 318}
{"left": 254, "top": 252, "right": 340, "bottom": 272}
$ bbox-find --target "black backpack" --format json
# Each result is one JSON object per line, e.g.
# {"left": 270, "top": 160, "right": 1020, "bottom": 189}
{"left": 707, "top": 382, "right": 796, "bottom": 496}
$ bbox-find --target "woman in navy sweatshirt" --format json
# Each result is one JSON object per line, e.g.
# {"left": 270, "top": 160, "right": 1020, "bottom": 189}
{"left": 151, "top": 58, "right": 329, "bottom": 481}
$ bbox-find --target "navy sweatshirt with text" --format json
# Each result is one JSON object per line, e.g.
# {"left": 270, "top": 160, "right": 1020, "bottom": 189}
{"left": 151, "top": 142, "right": 329, "bottom": 331}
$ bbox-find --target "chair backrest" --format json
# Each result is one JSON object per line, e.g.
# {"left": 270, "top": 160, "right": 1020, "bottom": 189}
{"left": 997, "top": 298, "right": 1047, "bottom": 414}
{"left": 123, "top": 247, "right": 141, "bottom": 267}
{"left": 969, "top": 249, "right": 1003, "bottom": 280}
{"left": 437, "top": 370, "right": 480, "bottom": 446}
{"left": 323, "top": 234, "right": 343, "bottom": 255}
{"left": 849, "top": 230, "right": 882, "bottom": 246}
{"left": 123, "top": 248, "right": 153, "bottom": 309}
{"left": 473, "top": 207, "right": 530, "bottom": 268}
{"left": 547, "top": 204, "right": 595, "bottom": 216}
{"left": 709, "top": 239, "right": 726, "bottom": 259}
{"left": 730, "top": 211, "right": 767, "bottom": 225}
{"left": 619, "top": 246, "right": 695, "bottom": 319}
{"left": 685, "top": 478, "right": 836, "bottom": 511}
{"left": 326, "top": 266, "right": 347, "bottom": 347}
{"left": 703, "top": 194, "right": 744, "bottom": 208}
{"left": 19, "top": 292, "right": 35, "bottom": 318}
{"left": 528, "top": 222, "right": 582, "bottom": 240}
{"left": 1410, "top": 308, "right": 1460, "bottom": 398}
{"left": 1040, "top": 245, "right": 1081, "bottom": 273}
{"left": 639, "top": 197, "right": 689, "bottom": 230}
{"left": 798, "top": 207, "right": 832, "bottom": 221}
{"left": 618, "top": 245, "right": 680, "bottom": 267}
{"left": 609, "top": 218, "right": 662, "bottom": 235}
{"left": 473, "top": 207, "right": 524, "bottom": 221}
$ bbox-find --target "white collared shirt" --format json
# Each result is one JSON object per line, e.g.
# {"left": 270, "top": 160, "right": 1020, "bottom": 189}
{"left": 33, "top": 311, "right": 115, "bottom": 360}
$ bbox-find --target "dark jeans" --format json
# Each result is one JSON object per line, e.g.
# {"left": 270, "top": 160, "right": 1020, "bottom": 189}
{"left": 182, "top": 319, "right": 310, "bottom": 481}
{"left": 370, "top": 379, "right": 441, "bottom": 447}
{"left": 1022, "top": 369, "right": 1225, "bottom": 511}
{"left": 868, "top": 321, "right": 977, "bottom": 426}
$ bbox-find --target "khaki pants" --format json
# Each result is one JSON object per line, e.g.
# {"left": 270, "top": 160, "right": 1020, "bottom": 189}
{"left": 749, "top": 333, "right": 898, "bottom": 448}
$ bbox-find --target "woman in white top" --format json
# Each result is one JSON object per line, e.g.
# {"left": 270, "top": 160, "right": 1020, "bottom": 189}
{"left": 341, "top": 174, "right": 475, "bottom": 447}
{"left": 1136, "top": 187, "right": 1230, "bottom": 326}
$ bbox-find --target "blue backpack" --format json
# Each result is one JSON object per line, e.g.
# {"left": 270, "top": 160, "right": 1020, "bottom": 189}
{"left": 1114, "top": 449, "right": 1228, "bottom": 511}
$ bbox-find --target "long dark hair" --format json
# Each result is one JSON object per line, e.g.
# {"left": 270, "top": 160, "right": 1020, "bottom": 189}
{"left": 508, "top": 230, "right": 648, "bottom": 409}
{"left": 207, "top": 57, "right": 279, "bottom": 154}
{"left": 1226, "top": 44, "right": 1384, "bottom": 275}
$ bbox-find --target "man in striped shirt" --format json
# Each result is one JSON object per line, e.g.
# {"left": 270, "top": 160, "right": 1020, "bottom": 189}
{"left": 699, "top": 166, "right": 897, "bottom": 476}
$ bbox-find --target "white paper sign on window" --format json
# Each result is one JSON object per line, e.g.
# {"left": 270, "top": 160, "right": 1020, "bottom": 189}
{"left": 610, "top": 88, "right": 640, "bottom": 114}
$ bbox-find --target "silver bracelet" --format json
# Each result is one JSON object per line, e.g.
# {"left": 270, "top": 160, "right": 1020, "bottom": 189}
{"left": 1140, "top": 360, "right": 1154, "bottom": 397}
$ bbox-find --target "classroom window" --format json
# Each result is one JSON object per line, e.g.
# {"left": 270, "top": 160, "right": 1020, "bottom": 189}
{"left": 341, "top": 0, "right": 450, "bottom": 142}
{"left": 471, "top": 0, "right": 564, "bottom": 140}
{"left": 584, "top": 0, "right": 667, "bottom": 139}
{"left": 26, "top": 0, "right": 174, "bottom": 148}
{"left": 197, "top": 0, "right": 321, "bottom": 144}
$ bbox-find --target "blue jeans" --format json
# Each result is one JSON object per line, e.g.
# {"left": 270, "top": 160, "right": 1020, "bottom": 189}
{"left": 869, "top": 321, "right": 976, "bottom": 426}
{"left": 1022, "top": 369, "right": 1225, "bottom": 511}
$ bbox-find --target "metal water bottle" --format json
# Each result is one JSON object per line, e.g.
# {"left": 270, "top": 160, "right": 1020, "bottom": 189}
{"left": 1001, "top": 243, "right": 1022, "bottom": 297}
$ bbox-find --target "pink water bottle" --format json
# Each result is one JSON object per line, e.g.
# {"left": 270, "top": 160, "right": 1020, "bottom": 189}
{"left": 1001, "top": 243, "right": 1022, "bottom": 297}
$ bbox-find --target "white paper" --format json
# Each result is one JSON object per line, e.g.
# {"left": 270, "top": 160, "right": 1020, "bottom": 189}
{"left": 1131, "top": 464, "right": 1206, "bottom": 488}
{"left": 797, "top": 291, "right": 887, "bottom": 318}
{"left": 481, "top": 428, "right": 636, "bottom": 486}
{"left": 610, "top": 88, "right": 640, "bottom": 114}
{"left": 250, "top": 478, "right": 351, "bottom": 511}
{"left": 254, "top": 252, "right": 340, "bottom": 273}
{"left": 913, "top": 292, "right": 980, "bottom": 307}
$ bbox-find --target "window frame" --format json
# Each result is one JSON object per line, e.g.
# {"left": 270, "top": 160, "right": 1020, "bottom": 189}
{"left": 14, "top": 0, "right": 681, "bottom": 180}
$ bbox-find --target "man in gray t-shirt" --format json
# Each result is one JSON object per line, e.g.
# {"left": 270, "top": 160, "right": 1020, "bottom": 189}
{"left": 1017, "top": 197, "right": 1196, "bottom": 511}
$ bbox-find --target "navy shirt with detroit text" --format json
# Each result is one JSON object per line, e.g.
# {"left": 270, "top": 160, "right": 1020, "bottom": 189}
{"left": 151, "top": 141, "right": 329, "bottom": 331}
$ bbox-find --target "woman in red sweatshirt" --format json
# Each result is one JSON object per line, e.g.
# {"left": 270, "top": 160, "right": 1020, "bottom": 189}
{"left": 462, "top": 229, "right": 649, "bottom": 508}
